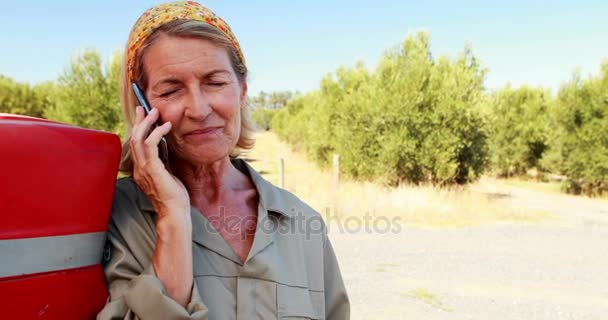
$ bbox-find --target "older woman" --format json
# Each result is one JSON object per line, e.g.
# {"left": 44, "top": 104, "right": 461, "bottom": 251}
{"left": 97, "top": 2, "right": 349, "bottom": 320}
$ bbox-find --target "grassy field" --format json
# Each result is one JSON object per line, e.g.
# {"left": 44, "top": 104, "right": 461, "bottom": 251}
{"left": 244, "top": 131, "right": 551, "bottom": 228}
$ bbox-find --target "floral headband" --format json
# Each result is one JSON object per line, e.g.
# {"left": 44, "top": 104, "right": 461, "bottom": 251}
{"left": 126, "top": 1, "right": 245, "bottom": 83}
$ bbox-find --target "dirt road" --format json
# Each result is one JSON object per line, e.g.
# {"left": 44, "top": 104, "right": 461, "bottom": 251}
{"left": 330, "top": 181, "right": 608, "bottom": 319}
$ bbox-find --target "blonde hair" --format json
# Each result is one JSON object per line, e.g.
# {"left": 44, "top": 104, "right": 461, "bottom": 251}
{"left": 119, "top": 20, "right": 256, "bottom": 174}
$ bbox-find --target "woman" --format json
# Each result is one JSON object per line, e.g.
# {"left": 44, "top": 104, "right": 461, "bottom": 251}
{"left": 97, "top": 2, "right": 350, "bottom": 319}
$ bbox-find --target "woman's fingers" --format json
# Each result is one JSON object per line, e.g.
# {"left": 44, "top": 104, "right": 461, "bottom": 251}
{"left": 143, "top": 121, "right": 172, "bottom": 158}
{"left": 134, "top": 105, "right": 145, "bottom": 123}
{"left": 130, "top": 107, "right": 145, "bottom": 165}
{"left": 131, "top": 107, "right": 161, "bottom": 164}
{"left": 132, "top": 107, "right": 159, "bottom": 143}
{"left": 129, "top": 109, "right": 189, "bottom": 220}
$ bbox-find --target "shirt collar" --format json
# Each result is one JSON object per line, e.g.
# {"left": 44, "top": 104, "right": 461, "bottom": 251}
{"left": 133, "top": 158, "right": 301, "bottom": 265}
{"left": 136, "top": 158, "right": 298, "bottom": 218}
{"left": 232, "top": 158, "right": 297, "bottom": 219}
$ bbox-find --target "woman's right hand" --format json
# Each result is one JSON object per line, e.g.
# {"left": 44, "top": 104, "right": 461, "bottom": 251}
{"left": 130, "top": 106, "right": 190, "bottom": 217}
{"left": 130, "top": 106, "right": 194, "bottom": 306}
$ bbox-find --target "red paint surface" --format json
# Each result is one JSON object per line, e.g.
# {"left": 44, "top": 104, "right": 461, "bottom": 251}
{"left": 0, "top": 114, "right": 121, "bottom": 317}
{"left": 0, "top": 265, "right": 108, "bottom": 319}
{"left": 0, "top": 114, "right": 121, "bottom": 240}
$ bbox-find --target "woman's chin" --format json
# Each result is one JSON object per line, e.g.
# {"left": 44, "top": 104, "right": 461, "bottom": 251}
{"left": 168, "top": 134, "right": 238, "bottom": 166}
{"left": 176, "top": 146, "right": 232, "bottom": 165}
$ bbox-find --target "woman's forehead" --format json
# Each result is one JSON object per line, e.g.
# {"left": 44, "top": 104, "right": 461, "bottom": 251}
{"left": 143, "top": 36, "right": 233, "bottom": 80}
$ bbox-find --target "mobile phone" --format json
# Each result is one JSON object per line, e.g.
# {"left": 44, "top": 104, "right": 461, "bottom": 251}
{"left": 132, "top": 83, "right": 169, "bottom": 167}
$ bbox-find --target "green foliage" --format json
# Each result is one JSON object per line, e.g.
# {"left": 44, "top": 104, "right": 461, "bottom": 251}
{"left": 44, "top": 49, "right": 124, "bottom": 138}
{"left": 249, "top": 90, "right": 294, "bottom": 130}
{"left": 486, "top": 86, "right": 551, "bottom": 176}
{"left": 249, "top": 91, "right": 295, "bottom": 110}
{"left": 271, "top": 92, "right": 313, "bottom": 151}
{"left": 3, "top": 40, "right": 606, "bottom": 195}
{"left": 0, "top": 75, "right": 53, "bottom": 118}
{"left": 251, "top": 107, "right": 278, "bottom": 131}
{"left": 273, "top": 32, "right": 489, "bottom": 185}
{"left": 541, "top": 62, "right": 608, "bottom": 196}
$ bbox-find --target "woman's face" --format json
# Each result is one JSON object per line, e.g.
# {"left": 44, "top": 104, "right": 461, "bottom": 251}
{"left": 142, "top": 34, "right": 246, "bottom": 165}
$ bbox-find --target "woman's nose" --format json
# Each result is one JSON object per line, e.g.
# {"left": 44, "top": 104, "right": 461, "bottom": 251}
{"left": 184, "top": 87, "right": 212, "bottom": 120}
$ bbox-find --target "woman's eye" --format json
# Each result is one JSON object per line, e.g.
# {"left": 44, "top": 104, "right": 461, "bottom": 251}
{"left": 160, "top": 89, "right": 177, "bottom": 97}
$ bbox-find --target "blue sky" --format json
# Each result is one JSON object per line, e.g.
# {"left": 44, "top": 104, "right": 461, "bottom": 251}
{"left": 1, "top": 1, "right": 606, "bottom": 95}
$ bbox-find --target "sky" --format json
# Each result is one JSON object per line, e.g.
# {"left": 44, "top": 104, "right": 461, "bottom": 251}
{"left": 1, "top": 0, "right": 607, "bottom": 95}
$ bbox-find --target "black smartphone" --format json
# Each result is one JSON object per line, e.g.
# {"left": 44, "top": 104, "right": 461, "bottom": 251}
{"left": 132, "top": 83, "right": 169, "bottom": 167}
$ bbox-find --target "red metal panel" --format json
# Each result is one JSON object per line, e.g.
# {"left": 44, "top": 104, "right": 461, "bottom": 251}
{"left": 0, "top": 114, "right": 121, "bottom": 318}
{"left": 0, "top": 114, "right": 121, "bottom": 240}
{"left": 0, "top": 265, "right": 108, "bottom": 319}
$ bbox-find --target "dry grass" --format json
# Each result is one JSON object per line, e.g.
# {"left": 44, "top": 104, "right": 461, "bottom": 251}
{"left": 496, "top": 176, "right": 608, "bottom": 201}
{"left": 407, "top": 287, "right": 452, "bottom": 312}
{"left": 495, "top": 177, "right": 563, "bottom": 194}
{"left": 244, "top": 131, "right": 551, "bottom": 228}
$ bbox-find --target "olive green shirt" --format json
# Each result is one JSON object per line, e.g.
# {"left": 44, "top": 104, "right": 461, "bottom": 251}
{"left": 96, "top": 159, "right": 350, "bottom": 320}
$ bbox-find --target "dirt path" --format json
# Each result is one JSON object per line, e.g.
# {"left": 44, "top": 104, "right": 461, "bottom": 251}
{"left": 246, "top": 131, "right": 608, "bottom": 319}
{"left": 472, "top": 179, "right": 608, "bottom": 228}
{"left": 330, "top": 180, "right": 608, "bottom": 319}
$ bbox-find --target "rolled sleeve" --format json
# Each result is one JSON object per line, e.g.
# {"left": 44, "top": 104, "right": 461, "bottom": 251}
{"left": 121, "top": 265, "right": 207, "bottom": 320}
{"left": 96, "top": 180, "right": 208, "bottom": 320}
{"left": 98, "top": 264, "right": 207, "bottom": 320}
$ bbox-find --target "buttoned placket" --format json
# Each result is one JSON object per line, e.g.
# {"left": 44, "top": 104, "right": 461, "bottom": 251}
{"left": 190, "top": 197, "right": 281, "bottom": 320}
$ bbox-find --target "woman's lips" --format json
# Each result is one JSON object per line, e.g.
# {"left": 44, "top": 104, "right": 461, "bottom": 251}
{"left": 184, "top": 126, "right": 222, "bottom": 138}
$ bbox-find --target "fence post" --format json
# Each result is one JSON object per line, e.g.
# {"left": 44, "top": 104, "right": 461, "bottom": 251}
{"left": 278, "top": 157, "right": 285, "bottom": 189}
{"left": 332, "top": 154, "right": 340, "bottom": 189}
{"left": 332, "top": 154, "right": 340, "bottom": 216}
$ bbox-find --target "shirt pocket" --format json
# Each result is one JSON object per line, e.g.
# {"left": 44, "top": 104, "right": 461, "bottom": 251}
{"left": 277, "top": 283, "right": 323, "bottom": 320}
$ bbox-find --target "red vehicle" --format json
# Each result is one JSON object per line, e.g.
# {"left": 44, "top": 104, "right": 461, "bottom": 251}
{"left": 0, "top": 114, "right": 121, "bottom": 319}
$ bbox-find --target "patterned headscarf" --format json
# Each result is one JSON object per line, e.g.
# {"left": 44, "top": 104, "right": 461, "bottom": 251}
{"left": 126, "top": 1, "right": 245, "bottom": 83}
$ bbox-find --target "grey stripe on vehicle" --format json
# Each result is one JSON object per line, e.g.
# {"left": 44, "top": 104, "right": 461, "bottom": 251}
{"left": 0, "top": 231, "right": 106, "bottom": 278}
